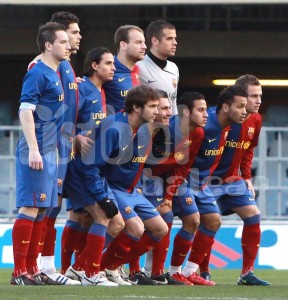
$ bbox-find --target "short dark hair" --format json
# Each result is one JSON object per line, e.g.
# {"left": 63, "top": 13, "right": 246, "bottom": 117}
{"left": 177, "top": 91, "right": 206, "bottom": 118}
{"left": 125, "top": 85, "right": 159, "bottom": 113}
{"left": 83, "top": 47, "right": 112, "bottom": 77}
{"left": 36, "top": 22, "right": 66, "bottom": 53}
{"left": 50, "top": 11, "right": 79, "bottom": 29}
{"left": 114, "top": 25, "right": 143, "bottom": 53}
{"left": 146, "top": 20, "right": 176, "bottom": 48}
{"left": 216, "top": 85, "right": 247, "bottom": 113}
{"left": 155, "top": 89, "right": 168, "bottom": 99}
{"left": 235, "top": 74, "right": 261, "bottom": 91}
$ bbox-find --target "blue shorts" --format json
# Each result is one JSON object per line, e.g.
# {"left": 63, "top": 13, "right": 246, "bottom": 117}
{"left": 64, "top": 172, "right": 117, "bottom": 212}
{"left": 16, "top": 150, "right": 58, "bottom": 208}
{"left": 209, "top": 179, "right": 257, "bottom": 216}
{"left": 146, "top": 182, "right": 198, "bottom": 218}
{"left": 110, "top": 187, "right": 159, "bottom": 221}
{"left": 57, "top": 135, "right": 73, "bottom": 195}
{"left": 190, "top": 185, "right": 220, "bottom": 215}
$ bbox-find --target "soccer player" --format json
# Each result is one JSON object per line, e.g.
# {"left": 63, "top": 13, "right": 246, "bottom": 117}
{"left": 137, "top": 20, "right": 179, "bottom": 115}
{"left": 61, "top": 46, "right": 116, "bottom": 273}
{"left": 179, "top": 85, "right": 248, "bottom": 285}
{"left": 139, "top": 91, "right": 208, "bottom": 285}
{"left": 104, "top": 24, "right": 146, "bottom": 114}
{"left": 204, "top": 75, "right": 270, "bottom": 286}
{"left": 30, "top": 12, "right": 82, "bottom": 285}
{"left": 64, "top": 85, "right": 167, "bottom": 286}
{"left": 11, "top": 22, "right": 70, "bottom": 285}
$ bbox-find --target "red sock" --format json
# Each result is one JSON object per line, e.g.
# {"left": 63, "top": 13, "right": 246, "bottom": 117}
{"left": 74, "top": 230, "right": 88, "bottom": 261}
{"left": 38, "top": 216, "right": 48, "bottom": 254}
{"left": 61, "top": 225, "right": 80, "bottom": 273}
{"left": 151, "top": 223, "right": 172, "bottom": 276}
{"left": 26, "top": 220, "right": 43, "bottom": 275}
{"left": 12, "top": 218, "right": 34, "bottom": 276}
{"left": 121, "top": 231, "right": 160, "bottom": 275}
{"left": 101, "top": 231, "right": 139, "bottom": 270}
{"left": 74, "top": 233, "right": 105, "bottom": 277}
{"left": 241, "top": 223, "right": 261, "bottom": 274}
{"left": 188, "top": 231, "right": 214, "bottom": 266}
{"left": 199, "top": 248, "right": 211, "bottom": 273}
{"left": 170, "top": 230, "right": 193, "bottom": 267}
{"left": 41, "top": 217, "right": 57, "bottom": 256}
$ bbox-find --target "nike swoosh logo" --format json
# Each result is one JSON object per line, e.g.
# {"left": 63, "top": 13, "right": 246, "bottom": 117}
{"left": 55, "top": 81, "right": 59, "bottom": 86}
{"left": 138, "top": 145, "right": 145, "bottom": 149}
{"left": 208, "top": 138, "right": 216, "bottom": 143}
{"left": 156, "top": 198, "right": 163, "bottom": 202}
{"left": 38, "top": 242, "right": 44, "bottom": 246}
{"left": 179, "top": 253, "right": 187, "bottom": 257}
{"left": 22, "top": 240, "right": 30, "bottom": 244}
{"left": 148, "top": 80, "right": 156, "bottom": 83}
{"left": 123, "top": 145, "right": 128, "bottom": 151}
{"left": 249, "top": 197, "right": 255, "bottom": 201}
{"left": 92, "top": 100, "right": 98, "bottom": 103}
{"left": 92, "top": 263, "right": 100, "bottom": 267}
{"left": 66, "top": 69, "right": 70, "bottom": 74}
{"left": 118, "top": 77, "right": 125, "bottom": 82}
{"left": 152, "top": 208, "right": 157, "bottom": 211}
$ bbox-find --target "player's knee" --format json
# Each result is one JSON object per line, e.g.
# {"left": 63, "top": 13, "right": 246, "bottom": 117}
{"left": 126, "top": 221, "right": 145, "bottom": 238}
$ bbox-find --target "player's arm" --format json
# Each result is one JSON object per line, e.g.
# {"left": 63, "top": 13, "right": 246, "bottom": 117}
{"left": 19, "top": 109, "right": 43, "bottom": 170}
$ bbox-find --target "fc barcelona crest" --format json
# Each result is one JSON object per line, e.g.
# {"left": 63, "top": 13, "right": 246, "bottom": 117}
{"left": 248, "top": 127, "right": 255, "bottom": 139}
{"left": 40, "top": 193, "right": 46, "bottom": 201}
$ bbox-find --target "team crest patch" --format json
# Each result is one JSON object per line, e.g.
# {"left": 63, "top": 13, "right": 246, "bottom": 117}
{"left": 172, "top": 78, "right": 177, "bottom": 88}
{"left": 185, "top": 197, "right": 193, "bottom": 205}
{"left": 135, "top": 74, "right": 140, "bottom": 83}
{"left": 184, "top": 140, "right": 192, "bottom": 147}
{"left": 244, "top": 141, "right": 251, "bottom": 150}
{"left": 124, "top": 206, "right": 132, "bottom": 214}
{"left": 40, "top": 194, "right": 46, "bottom": 201}
{"left": 174, "top": 151, "right": 184, "bottom": 161}
{"left": 248, "top": 127, "right": 255, "bottom": 139}
{"left": 58, "top": 179, "right": 63, "bottom": 186}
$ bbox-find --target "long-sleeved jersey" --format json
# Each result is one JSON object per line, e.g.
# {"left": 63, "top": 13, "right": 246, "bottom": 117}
{"left": 212, "top": 111, "right": 262, "bottom": 182}
{"left": 146, "top": 115, "right": 204, "bottom": 200}
{"left": 189, "top": 108, "right": 230, "bottom": 189}
{"left": 104, "top": 56, "right": 140, "bottom": 114}
{"left": 76, "top": 76, "right": 106, "bottom": 133}
{"left": 137, "top": 53, "right": 179, "bottom": 115}
{"left": 67, "top": 112, "right": 152, "bottom": 202}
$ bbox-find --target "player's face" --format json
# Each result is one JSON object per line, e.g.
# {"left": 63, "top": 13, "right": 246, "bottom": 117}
{"left": 155, "top": 28, "right": 177, "bottom": 59}
{"left": 189, "top": 99, "right": 208, "bottom": 128}
{"left": 154, "top": 97, "right": 171, "bottom": 126}
{"left": 94, "top": 53, "right": 115, "bottom": 83}
{"left": 125, "top": 29, "right": 147, "bottom": 62}
{"left": 139, "top": 99, "right": 159, "bottom": 123}
{"left": 227, "top": 95, "right": 247, "bottom": 124}
{"left": 66, "top": 23, "right": 82, "bottom": 52}
{"left": 50, "top": 30, "right": 71, "bottom": 61}
{"left": 245, "top": 84, "right": 262, "bottom": 114}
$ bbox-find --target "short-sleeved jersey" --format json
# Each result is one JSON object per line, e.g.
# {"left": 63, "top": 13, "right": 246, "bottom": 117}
{"left": 137, "top": 53, "right": 179, "bottom": 115}
{"left": 67, "top": 112, "right": 152, "bottom": 202}
{"left": 17, "top": 61, "right": 64, "bottom": 155}
{"left": 58, "top": 60, "right": 79, "bottom": 139}
{"left": 212, "top": 111, "right": 262, "bottom": 182}
{"left": 146, "top": 115, "right": 204, "bottom": 200}
{"left": 189, "top": 108, "right": 230, "bottom": 189}
{"left": 76, "top": 76, "right": 107, "bottom": 133}
{"left": 103, "top": 56, "right": 140, "bottom": 114}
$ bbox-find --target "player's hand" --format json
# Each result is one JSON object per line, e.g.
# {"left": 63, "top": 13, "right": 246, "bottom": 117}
{"left": 76, "top": 77, "right": 85, "bottom": 84}
{"left": 160, "top": 198, "right": 172, "bottom": 209}
{"left": 245, "top": 179, "right": 256, "bottom": 198}
{"left": 75, "top": 134, "right": 94, "bottom": 156}
{"left": 29, "top": 149, "right": 43, "bottom": 170}
{"left": 98, "top": 198, "right": 118, "bottom": 219}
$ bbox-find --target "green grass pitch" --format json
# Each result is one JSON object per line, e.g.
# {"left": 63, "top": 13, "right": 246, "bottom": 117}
{"left": 1, "top": 269, "right": 287, "bottom": 300}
